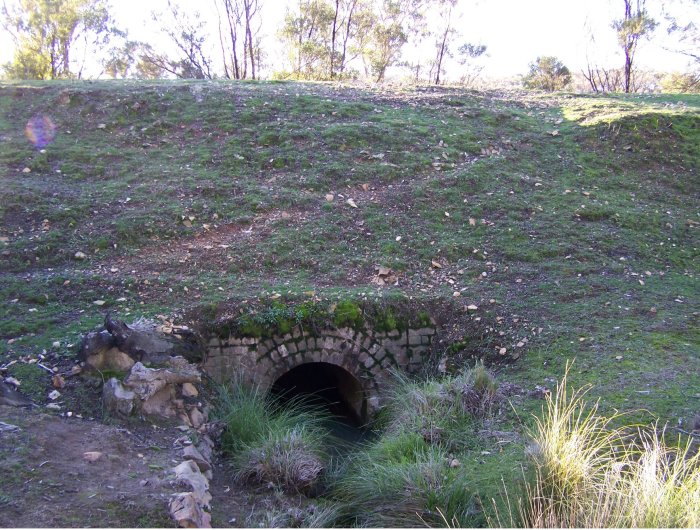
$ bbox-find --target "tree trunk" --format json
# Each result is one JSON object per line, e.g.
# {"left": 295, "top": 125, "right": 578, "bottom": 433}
{"left": 434, "top": 5, "right": 452, "bottom": 85}
{"left": 330, "top": 0, "right": 340, "bottom": 78}
{"left": 223, "top": 0, "right": 241, "bottom": 79}
{"left": 339, "top": 0, "right": 357, "bottom": 74}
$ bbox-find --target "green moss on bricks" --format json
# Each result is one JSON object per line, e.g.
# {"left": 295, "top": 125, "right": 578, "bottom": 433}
{"left": 237, "top": 318, "right": 267, "bottom": 338}
{"left": 373, "top": 307, "right": 401, "bottom": 333}
{"left": 333, "top": 300, "right": 364, "bottom": 329}
{"left": 415, "top": 311, "right": 433, "bottom": 328}
{"left": 235, "top": 300, "right": 328, "bottom": 338}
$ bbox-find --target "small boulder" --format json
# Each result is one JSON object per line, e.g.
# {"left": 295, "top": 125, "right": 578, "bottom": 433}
{"left": 102, "top": 378, "right": 136, "bottom": 417}
{"left": 169, "top": 492, "right": 211, "bottom": 528}
{"left": 181, "top": 383, "right": 198, "bottom": 397}
{"left": 171, "top": 460, "right": 211, "bottom": 507}
{"left": 182, "top": 445, "right": 211, "bottom": 472}
{"left": 79, "top": 330, "right": 115, "bottom": 358}
{"left": 189, "top": 408, "right": 206, "bottom": 429}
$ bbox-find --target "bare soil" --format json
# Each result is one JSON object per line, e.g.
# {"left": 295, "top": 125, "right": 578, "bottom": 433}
{"left": 0, "top": 404, "right": 183, "bottom": 528}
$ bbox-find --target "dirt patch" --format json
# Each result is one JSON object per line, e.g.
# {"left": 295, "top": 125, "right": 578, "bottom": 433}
{"left": 0, "top": 404, "right": 182, "bottom": 528}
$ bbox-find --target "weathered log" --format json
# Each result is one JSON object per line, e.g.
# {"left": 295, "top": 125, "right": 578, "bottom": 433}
{"left": 104, "top": 313, "right": 202, "bottom": 365}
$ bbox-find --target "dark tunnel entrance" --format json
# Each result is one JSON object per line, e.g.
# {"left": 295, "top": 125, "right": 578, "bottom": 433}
{"left": 271, "top": 362, "right": 368, "bottom": 431}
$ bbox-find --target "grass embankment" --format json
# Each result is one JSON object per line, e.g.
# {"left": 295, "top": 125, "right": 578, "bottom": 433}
{"left": 0, "top": 81, "right": 698, "bottom": 525}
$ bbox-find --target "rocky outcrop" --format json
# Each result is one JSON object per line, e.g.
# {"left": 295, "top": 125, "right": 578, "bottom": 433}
{"left": 101, "top": 356, "right": 204, "bottom": 422}
{"left": 78, "top": 314, "right": 203, "bottom": 373}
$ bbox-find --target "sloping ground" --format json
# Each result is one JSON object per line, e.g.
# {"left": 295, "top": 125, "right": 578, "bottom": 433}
{"left": 0, "top": 404, "right": 179, "bottom": 527}
{"left": 0, "top": 81, "right": 698, "bottom": 525}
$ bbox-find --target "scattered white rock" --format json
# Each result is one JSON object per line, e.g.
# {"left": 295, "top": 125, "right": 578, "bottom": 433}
{"left": 83, "top": 451, "right": 103, "bottom": 462}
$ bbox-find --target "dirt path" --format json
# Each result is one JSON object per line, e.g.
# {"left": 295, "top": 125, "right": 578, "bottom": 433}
{"left": 0, "top": 404, "right": 182, "bottom": 528}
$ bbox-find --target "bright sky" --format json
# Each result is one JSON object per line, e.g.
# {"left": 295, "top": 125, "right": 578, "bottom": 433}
{"left": 0, "top": 0, "right": 693, "bottom": 80}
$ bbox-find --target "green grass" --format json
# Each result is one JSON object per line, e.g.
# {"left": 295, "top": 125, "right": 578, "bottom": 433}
{"left": 494, "top": 367, "right": 700, "bottom": 528}
{"left": 215, "top": 380, "right": 330, "bottom": 493}
{"left": 0, "top": 80, "right": 698, "bottom": 526}
{"left": 325, "top": 364, "right": 523, "bottom": 527}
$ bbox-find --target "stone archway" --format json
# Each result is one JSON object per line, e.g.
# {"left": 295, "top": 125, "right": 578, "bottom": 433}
{"left": 271, "top": 362, "right": 368, "bottom": 423}
{"left": 202, "top": 325, "right": 437, "bottom": 415}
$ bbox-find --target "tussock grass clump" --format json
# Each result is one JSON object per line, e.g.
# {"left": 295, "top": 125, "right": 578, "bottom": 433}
{"left": 234, "top": 425, "right": 327, "bottom": 494}
{"left": 496, "top": 367, "right": 700, "bottom": 528}
{"left": 329, "top": 364, "right": 502, "bottom": 527}
{"left": 215, "top": 381, "right": 330, "bottom": 494}
{"left": 383, "top": 362, "right": 500, "bottom": 451}
{"left": 334, "top": 442, "right": 479, "bottom": 527}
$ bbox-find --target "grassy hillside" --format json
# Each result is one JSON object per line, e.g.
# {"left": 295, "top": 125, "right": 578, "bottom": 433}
{"left": 0, "top": 80, "right": 698, "bottom": 428}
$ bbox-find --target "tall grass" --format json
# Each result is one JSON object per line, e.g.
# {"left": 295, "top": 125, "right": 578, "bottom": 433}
{"left": 329, "top": 363, "right": 501, "bottom": 527}
{"left": 495, "top": 368, "right": 700, "bottom": 528}
{"left": 215, "top": 380, "right": 330, "bottom": 494}
{"left": 333, "top": 440, "right": 479, "bottom": 527}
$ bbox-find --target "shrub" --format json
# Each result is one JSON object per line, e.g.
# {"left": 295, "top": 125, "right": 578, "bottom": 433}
{"left": 522, "top": 56, "right": 571, "bottom": 91}
{"left": 661, "top": 72, "right": 700, "bottom": 94}
{"left": 334, "top": 444, "right": 479, "bottom": 527}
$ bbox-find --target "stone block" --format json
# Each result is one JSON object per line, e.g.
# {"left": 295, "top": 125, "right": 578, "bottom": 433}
{"left": 369, "top": 362, "right": 383, "bottom": 375}
{"left": 381, "top": 354, "right": 396, "bottom": 368}
{"left": 256, "top": 357, "right": 272, "bottom": 374}
{"left": 286, "top": 341, "right": 297, "bottom": 355}
{"left": 418, "top": 327, "right": 435, "bottom": 336}
{"left": 207, "top": 337, "right": 220, "bottom": 348}
{"left": 394, "top": 351, "right": 409, "bottom": 367}
{"left": 408, "top": 329, "right": 422, "bottom": 346}
{"left": 421, "top": 336, "right": 432, "bottom": 345}
{"left": 386, "top": 329, "right": 401, "bottom": 340}
{"left": 242, "top": 337, "right": 258, "bottom": 346}
{"left": 329, "top": 351, "right": 344, "bottom": 366}
{"left": 409, "top": 359, "right": 423, "bottom": 373}
{"left": 373, "top": 347, "right": 386, "bottom": 363}
{"left": 278, "top": 344, "right": 289, "bottom": 358}
{"left": 363, "top": 356, "right": 375, "bottom": 369}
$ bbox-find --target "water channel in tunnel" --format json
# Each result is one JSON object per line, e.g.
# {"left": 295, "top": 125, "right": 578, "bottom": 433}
{"left": 270, "top": 362, "right": 370, "bottom": 447}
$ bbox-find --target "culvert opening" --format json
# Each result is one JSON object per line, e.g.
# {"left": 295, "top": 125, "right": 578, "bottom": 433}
{"left": 271, "top": 362, "right": 367, "bottom": 436}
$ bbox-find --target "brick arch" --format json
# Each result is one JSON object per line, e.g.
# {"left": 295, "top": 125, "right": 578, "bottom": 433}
{"left": 202, "top": 324, "right": 437, "bottom": 415}
{"left": 256, "top": 328, "right": 394, "bottom": 413}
